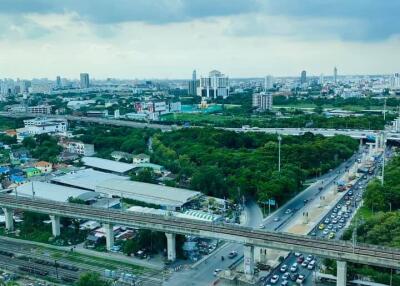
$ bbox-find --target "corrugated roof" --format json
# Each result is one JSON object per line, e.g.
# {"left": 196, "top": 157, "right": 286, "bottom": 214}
{"left": 97, "top": 179, "right": 201, "bottom": 208}
{"left": 82, "top": 157, "right": 135, "bottom": 174}
{"left": 51, "top": 168, "right": 128, "bottom": 191}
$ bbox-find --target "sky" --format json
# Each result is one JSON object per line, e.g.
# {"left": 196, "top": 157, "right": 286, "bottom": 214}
{"left": 0, "top": 0, "right": 399, "bottom": 79}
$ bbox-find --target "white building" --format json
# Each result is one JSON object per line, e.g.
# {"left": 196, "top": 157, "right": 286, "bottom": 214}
{"left": 391, "top": 73, "right": 400, "bottom": 89}
{"left": 197, "top": 70, "right": 229, "bottom": 99}
{"left": 16, "top": 117, "right": 68, "bottom": 142}
{"left": 67, "top": 100, "right": 96, "bottom": 110}
{"left": 252, "top": 92, "right": 273, "bottom": 111}
{"left": 27, "top": 105, "right": 52, "bottom": 115}
{"left": 264, "top": 75, "right": 273, "bottom": 90}
{"left": 65, "top": 140, "right": 95, "bottom": 156}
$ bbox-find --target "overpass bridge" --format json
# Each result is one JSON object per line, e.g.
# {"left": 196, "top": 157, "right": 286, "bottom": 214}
{"left": 3, "top": 111, "right": 400, "bottom": 142}
{"left": 0, "top": 194, "right": 399, "bottom": 285}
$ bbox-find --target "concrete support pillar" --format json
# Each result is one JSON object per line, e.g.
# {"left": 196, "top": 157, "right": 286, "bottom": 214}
{"left": 2, "top": 208, "right": 14, "bottom": 231}
{"left": 359, "top": 138, "right": 363, "bottom": 147}
{"left": 243, "top": 245, "right": 255, "bottom": 280}
{"left": 337, "top": 260, "right": 347, "bottom": 286}
{"left": 49, "top": 215, "right": 60, "bottom": 237}
{"left": 165, "top": 233, "right": 176, "bottom": 261}
{"left": 104, "top": 223, "right": 114, "bottom": 251}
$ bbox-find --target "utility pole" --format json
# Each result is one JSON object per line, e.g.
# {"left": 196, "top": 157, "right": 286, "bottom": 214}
{"left": 384, "top": 97, "right": 387, "bottom": 121}
{"left": 278, "top": 135, "right": 282, "bottom": 172}
{"left": 381, "top": 132, "right": 386, "bottom": 186}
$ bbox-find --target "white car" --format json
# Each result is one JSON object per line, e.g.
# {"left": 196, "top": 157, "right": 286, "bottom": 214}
{"left": 290, "top": 263, "right": 298, "bottom": 272}
{"left": 213, "top": 269, "right": 222, "bottom": 276}
{"left": 296, "top": 274, "right": 305, "bottom": 284}
{"left": 280, "top": 264, "right": 288, "bottom": 273}
{"left": 270, "top": 274, "right": 280, "bottom": 284}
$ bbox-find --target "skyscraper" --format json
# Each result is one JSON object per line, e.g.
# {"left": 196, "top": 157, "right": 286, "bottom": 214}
{"left": 392, "top": 73, "right": 400, "bottom": 89}
{"left": 80, "top": 73, "right": 90, "bottom": 89}
{"left": 188, "top": 70, "right": 197, "bottom": 95}
{"left": 56, "top": 76, "right": 61, "bottom": 88}
{"left": 264, "top": 75, "right": 273, "bottom": 91}
{"left": 300, "top": 70, "right": 307, "bottom": 84}
{"left": 197, "top": 70, "right": 229, "bottom": 99}
{"left": 334, "top": 67, "right": 338, "bottom": 83}
{"left": 319, "top": 73, "right": 324, "bottom": 85}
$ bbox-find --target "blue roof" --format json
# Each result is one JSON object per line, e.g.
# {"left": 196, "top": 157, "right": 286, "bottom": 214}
{"left": 0, "top": 166, "right": 10, "bottom": 174}
{"left": 10, "top": 175, "right": 26, "bottom": 183}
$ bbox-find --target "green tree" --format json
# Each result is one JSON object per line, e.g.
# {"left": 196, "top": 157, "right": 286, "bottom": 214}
{"left": 75, "top": 272, "right": 110, "bottom": 286}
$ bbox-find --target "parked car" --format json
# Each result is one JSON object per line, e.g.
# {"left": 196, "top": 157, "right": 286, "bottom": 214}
{"left": 270, "top": 274, "right": 280, "bottom": 284}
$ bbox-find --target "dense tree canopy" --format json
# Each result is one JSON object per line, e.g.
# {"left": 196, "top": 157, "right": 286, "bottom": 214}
{"left": 152, "top": 128, "right": 358, "bottom": 204}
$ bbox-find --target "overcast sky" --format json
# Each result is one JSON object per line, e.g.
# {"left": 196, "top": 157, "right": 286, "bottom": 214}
{"left": 0, "top": 0, "right": 399, "bottom": 79}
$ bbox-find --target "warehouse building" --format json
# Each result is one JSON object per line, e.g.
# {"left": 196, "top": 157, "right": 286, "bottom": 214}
{"left": 96, "top": 178, "right": 202, "bottom": 211}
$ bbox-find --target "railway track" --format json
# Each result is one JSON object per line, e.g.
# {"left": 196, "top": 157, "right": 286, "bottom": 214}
{"left": 1, "top": 194, "right": 399, "bottom": 269}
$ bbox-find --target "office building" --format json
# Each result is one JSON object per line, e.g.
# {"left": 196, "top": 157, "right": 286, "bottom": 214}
{"left": 300, "top": 70, "right": 307, "bottom": 84}
{"left": 56, "top": 76, "right": 61, "bottom": 88}
{"left": 27, "top": 105, "right": 52, "bottom": 115}
{"left": 188, "top": 70, "right": 198, "bottom": 95}
{"left": 264, "top": 75, "right": 273, "bottom": 90}
{"left": 391, "top": 73, "right": 400, "bottom": 89}
{"left": 197, "top": 70, "right": 229, "bottom": 99}
{"left": 80, "top": 73, "right": 90, "bottom": 89}
{"left": 252, "top": 92, "right": 273, "bottom": 111}
{"left": 334, "top": 67, "right": 338, "bottom": 83}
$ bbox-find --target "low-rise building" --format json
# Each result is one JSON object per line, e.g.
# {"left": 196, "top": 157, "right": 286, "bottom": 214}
{"left": 34, "top": 161, "right": 53, "bottom": 174}
{"left": 111, "top": 151, "right": 133, "bottom": 162}
{"left": 63, "top": 140, "right": 95, "bottom": 156}
{"left": 25, "top": 167, "right": 41, "bottom": 178}
{"left": 27, "top": 105, "right": 52, "bottom": 115}
{"left": 132, "top": 153, "right": 150, "bottom": 164}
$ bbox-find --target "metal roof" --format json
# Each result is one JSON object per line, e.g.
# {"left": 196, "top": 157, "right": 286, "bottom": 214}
{"left": 51, "top": 168, "right": 128, "bottom": 191}
{"left": 14, "top": 181, "right": 97, "bottom": 203}
{"left": 82, "top": 157, "right": 135, "bottom": 174}
{"left": 96, "top": 179, "right": 201, "bottom": 208}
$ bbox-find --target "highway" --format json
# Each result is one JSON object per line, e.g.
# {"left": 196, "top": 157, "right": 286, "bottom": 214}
{"left": 3, "top": 112, "right": 400, "bottom": 142}
{"left": 0, "top": 194, "right": 399, "bottom": 270}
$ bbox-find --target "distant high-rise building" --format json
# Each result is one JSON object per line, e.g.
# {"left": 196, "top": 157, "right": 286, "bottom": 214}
{"left": 392, "top": 73, "right": 400, "bottom": 89}
{"left": 197, "top": 70, "right": 229, "bottom": 99}
{"left": 264, "top": 75, "right": 273, "bottom": 91}
{"left": 80, "top": 73, "right": 90, "bottom": 89}
{"left": 334, "top": 67, "right": 338, "bottom": 83}
{"left": 319, "top": 73, "right": 324, "bottom": 85}
{"left": 188, "top": 70, "right": 198, "bottom": 95}
{"left": 56, "top": 76, "right": 61, "bottom": 88}
{"left": 252, "top": 92, "right": 273, "bottom": 111}
{"left": 300, "top": 70, "right": 307, "bottom": 84}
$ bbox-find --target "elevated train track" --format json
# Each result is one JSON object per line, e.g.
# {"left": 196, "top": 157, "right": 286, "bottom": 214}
{"left": 0, "top": 194, "right": 399, "bottom": 270}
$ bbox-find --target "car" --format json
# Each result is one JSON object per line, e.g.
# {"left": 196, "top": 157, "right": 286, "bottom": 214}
{"left": 303, "top": 199, "right": 309, "bottom": 204}
{"left": 332, "top": 208, "right": 338, "bottom": 213}
{"left": 296, "top": 274, "right": 306, "bottom": 284}
{"left": 301, "top": 261, "right": 308, "bottom": 267}
{"left": 323, "top": 229, "right": 329, "bottom": 235}
{"left": 259, "top": 224, "right": 265, "bottom": 229}
{"left": 294, "top": 252, "right": 301, "bottom": 257}
{"left": 282, "top": 272, "right": 290, "bottom": 280}
{"left": 332, "top": 218, "right": 338, "bottom": 224}
{"left": 318, "top": 224, "right": 325, "bottom": 230}
{"left": 310, "top": 231, "right": 316, "bottom": 236}
{"left": 281, "top": 280, "right": 289, "bottom": 286}
{"left": 328, "top": 232, "right": 335, "bottom": 239}
{"left": 280, "top": 265, "right": 288, "bottom": 273}
{"left": 228, "top": 251, "right": 238, "bottom": 259}
{"left": 296, "top": 256, "right": 304, "bottom": 263}
{"left": 337, "top": 204, "right": 342, "bottom": 209}
{"left": 339, "top": 218, "right": 346, "bottom": 223}
{"left": 270, "top": 274, "right": 280, "bottom": 284}
{"left": 290, "top": 273, "right": 299, "bottom": 281}
{"left": 327, "top": 224, "right": 333, "bottom": 230}
{"left": 274, "top": 217, "right": 280, "bottom": 222}
{"left": 337, "top": 223, "right": 344, "bottom": 229}
{"left": 290, "top": 263, "right": 298, "bottom": 272}
{"left": 344, "top": 213, "right": 349, "bottom": 218}
{"left": 306, "top": 255, "right": 313, "bottom": 262}
{"left": 285, "top": 209, "right": 292, "bottom": 214}
{"left": 330, "top": 213, "right": 337, "bottom": 218}
{"left": 324, "top": 218, "right": 330, "bottom": 224}
{"left": 307, "top": 263, "right": 315, "bottom": 270}
{"left": 346, "top": 200, "right": 351, "bottom": 206}
{"left": 213, "top": 269, "right": 222, "bottom": 276}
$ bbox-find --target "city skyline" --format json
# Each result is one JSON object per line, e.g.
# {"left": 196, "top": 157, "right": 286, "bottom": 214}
{"left": 0, "top": 1, "right": 399, "bottom": 79}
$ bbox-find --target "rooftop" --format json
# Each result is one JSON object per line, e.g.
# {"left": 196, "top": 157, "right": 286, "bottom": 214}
{"left": 14, "top": 181, "right": 97, "bottom": 202}
{"left": 51, "top": 168, "right": 128, "bottom": 191}
{"left": 82, "top": 156, "right": 135, "bottom": 174}
{"left": 96, "top": 178, "right": 201, "bottom": 208}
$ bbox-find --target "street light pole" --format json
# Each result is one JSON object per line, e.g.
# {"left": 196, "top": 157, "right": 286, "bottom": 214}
{"left": 278, "top": 135, "right": 282, "bottom": 172}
